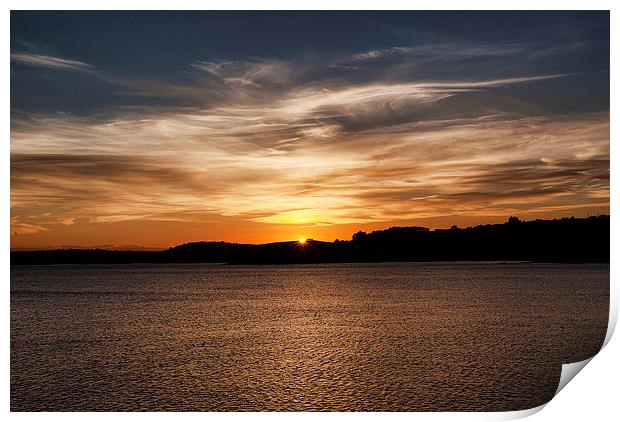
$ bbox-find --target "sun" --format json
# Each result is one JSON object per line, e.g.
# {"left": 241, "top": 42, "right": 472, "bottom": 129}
{"left": 298, "top": 237, "right": 307, "bottom": 244}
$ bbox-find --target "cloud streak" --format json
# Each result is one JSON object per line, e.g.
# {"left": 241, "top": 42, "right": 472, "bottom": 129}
{"left": 10, "top": 37, "right": 609, "bottom": 246}
{"left": 11, "top": 52, "right": 94, "bottom": 71}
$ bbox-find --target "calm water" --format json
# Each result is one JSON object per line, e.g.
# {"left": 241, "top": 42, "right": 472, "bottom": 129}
{"left": 11, "top": 262, "right": 608, "bottom": 411}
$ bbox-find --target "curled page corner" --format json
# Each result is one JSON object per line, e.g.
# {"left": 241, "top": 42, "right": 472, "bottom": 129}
{"left": 495, "top": 356, "right": 598, "bottom": 420}
{"left": 554, "top": 357, "right": 594, "bottom": 397}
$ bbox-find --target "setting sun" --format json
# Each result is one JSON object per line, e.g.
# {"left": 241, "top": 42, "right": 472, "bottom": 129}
{"left": 298, "top": 238, "right": 306, "bottom": 244}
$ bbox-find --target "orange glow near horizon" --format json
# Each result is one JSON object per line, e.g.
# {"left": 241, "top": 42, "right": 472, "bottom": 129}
{"left": 9, "top": 206, "right": 610, "bottom": 250}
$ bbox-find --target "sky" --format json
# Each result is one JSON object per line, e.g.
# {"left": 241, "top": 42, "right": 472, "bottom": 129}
{"left": 10, "top": 11, "right": 610, "bottom": 249}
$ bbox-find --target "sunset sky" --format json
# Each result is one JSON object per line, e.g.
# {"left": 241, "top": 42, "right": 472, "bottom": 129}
{"left": 10, "top": 11, "right": 609, "bottom": 249}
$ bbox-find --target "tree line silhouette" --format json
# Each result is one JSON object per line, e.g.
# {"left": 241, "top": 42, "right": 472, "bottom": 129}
{"left": 11, "top": 215, "right": 609, "bottom": 265}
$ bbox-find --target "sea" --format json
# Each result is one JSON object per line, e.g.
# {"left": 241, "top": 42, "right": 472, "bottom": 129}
{"left": 10, "top": 262, "right": 609, "bottom": 411}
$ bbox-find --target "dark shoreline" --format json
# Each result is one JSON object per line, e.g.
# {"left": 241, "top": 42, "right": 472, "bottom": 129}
{"left": 11, "top": 215, "right": 610, "bottom": 266}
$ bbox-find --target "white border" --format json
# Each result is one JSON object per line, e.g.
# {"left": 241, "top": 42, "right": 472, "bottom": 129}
{"left": 3, "top": 2, "right": 617, "bottom": 421}
{"left": 2, "top": 1, "right": 618, "bottom": 10}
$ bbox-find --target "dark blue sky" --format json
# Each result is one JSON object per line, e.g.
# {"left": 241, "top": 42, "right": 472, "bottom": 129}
{"left": 11, "top": 11, "right": 609, "bottom": 115}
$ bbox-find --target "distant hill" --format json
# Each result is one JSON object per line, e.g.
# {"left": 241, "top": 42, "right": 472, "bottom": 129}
{"left": 11, "top": 215, "right": 610, "bottom": 265}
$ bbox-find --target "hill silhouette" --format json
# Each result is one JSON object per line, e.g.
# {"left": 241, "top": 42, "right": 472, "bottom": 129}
{"left": 11, "top": 215, "right": 609, "bottom": 265}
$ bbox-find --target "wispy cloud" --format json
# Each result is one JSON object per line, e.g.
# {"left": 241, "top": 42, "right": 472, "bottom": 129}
{"left": 11, "top": 52, "right": 94, "bottom": 71}
{"left": 346, "top": 40, "right": 589, "bottom": 65}
{"left": 10, "top": 103, "right": 609, "bottom": 232}
{"left": 191, "top": 59, "right": 294, "bottom": 88}
{"left": 348, "top": 43, "right": 523, "bottom": 62}
{"left": 10, "top": 217, "right": 47, "bottom": 236}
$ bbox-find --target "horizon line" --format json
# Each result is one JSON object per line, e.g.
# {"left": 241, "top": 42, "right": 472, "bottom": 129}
{"left": 10, "top": 214, "right": 609, "bottom": 252}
